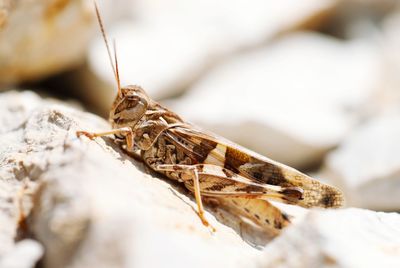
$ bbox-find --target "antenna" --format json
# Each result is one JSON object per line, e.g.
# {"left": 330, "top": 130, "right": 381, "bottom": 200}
{"left": 113, "top": 39, "right": 121, "bottom": 94}
{"left": 93, "top": 1, "right": 122, "bottom": 95}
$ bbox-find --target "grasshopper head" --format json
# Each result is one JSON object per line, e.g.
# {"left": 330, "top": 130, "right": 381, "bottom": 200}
{"left": 92, "top": 3, "right": 149, "bottom": 129}
{"left": 109, "top": 85, "right": 149, "bottom": 128}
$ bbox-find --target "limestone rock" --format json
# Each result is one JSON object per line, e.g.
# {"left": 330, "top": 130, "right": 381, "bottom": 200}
{"left": 323, "top": 115, "right": 400, "bottom": 210}
{"left": 88, "top": 0, "right": 339, "bottom": 109}
{"left": 377, "top": 10, "right": 400, "bottom": 114}
{"left": 324, "top": 0, "right": 399, "bottom": 39}
{"left": 0, "top": 240, "right": 44, "bottom": 268}
{"left": 0, "top": 91, "right": 46, "bottom": 260}
{"left": 1, "top": 90, "right": 398, "bottom": 267}
{"left": 257, "top": 208, "right": 400, "bottom": 268}
{"left": 169, "top": 32, "right": 382, "bottom": 169}
{"left": 0, "top": 0, "right": 94, "bottom": 86}
{"left": 0, "top": 90, "right": 263, "bottom": 267}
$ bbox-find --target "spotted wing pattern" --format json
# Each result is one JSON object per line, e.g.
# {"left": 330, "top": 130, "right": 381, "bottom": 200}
{"left": 166, "top": 125, "right": 344, "bottom": 208}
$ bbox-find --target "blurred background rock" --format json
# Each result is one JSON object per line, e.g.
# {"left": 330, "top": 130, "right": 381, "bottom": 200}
{"left": 2, "top": 1, "right": 400, "bottom": 267}
{"left": 1, "top": 0, "right": 400, "bottom": 227}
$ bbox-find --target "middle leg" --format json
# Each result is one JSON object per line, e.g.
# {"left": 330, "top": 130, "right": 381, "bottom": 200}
{"left": 155, "top": 164, "right": 215, "bottom": 231}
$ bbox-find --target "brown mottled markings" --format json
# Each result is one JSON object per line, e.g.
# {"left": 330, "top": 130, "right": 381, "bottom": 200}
{"left": 274, "top": 219, "right": 282, "bottom": 229}
{"left": 321, "top": 193, "right": 335, "bottom": 207}
{"left": 254, "top": 214, "right": 260, "bottom": 220}
{"left": 244, "top": 208, "right": 250, "bottom": 213}
{"left": 203, "top": 176, "right": 236, "bottom": 192}
{"left": 206, "top": 184, "right": 226, "bottom": 192}
{"left": 265, "top": 169, "right": 288, "bottom": 185}
{"left": 265, "top": 219, "right": 270, "bottom": 224}
{"left": 222, "top": 168, "right": 233, "bottom": 178}
{"left": 252, "top": 172, "right": 263, "bottom": 180}
{"left": 165, "top": 131, "right": 217, "bottom": 164}
{"left": 224, "top": 147, "right": 251, "bottom": 172}
{"left": 192, "top": 139, "right": 217, "bottom": 163}
{"left": 114, "top": 96, "right": 140, "bottom": 114}
{"left": 226, "top": 151, "right": 290, "bottom": 186}
{"left": 197, "top": 164, "right": 204, "bottom": 172}
{"left": 246, "top": 163, "right": 289, "bottom": 186}
{"left": 238, "top": 185, "right": 264, "bottom": 193}
{"left": 116, "top": 118, "right": 134, "bottom": 125}
{"left": 282, "top": 212, "right": 290, "bottom": 222}
{"left": 280, "top": 187, "right": 304, "bottom": 202}
{"left": 173, "top": 165, "right": 180, "bottom": 171}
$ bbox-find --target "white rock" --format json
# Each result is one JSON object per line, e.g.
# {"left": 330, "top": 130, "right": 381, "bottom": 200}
{"left": 2, "top": 90, "right": 399, "bottom": 267}
{"left": 377, "top": 11, "right": 400, "bottom": 114}
{"left": 323, "top": 115, "right": 400, "bottom": 210}
{"left": 88, "top": 0, "right": 339, "bottom": 103}
{"left": 327, "top": 0, "right": 399, "bottom": 40}
{"left": 0, "top": 0, "right": 94, "bottom": 86}
{"left": 0, "top": 240, "right": 44, "bottom": 268}
{"left": 0, "top": 90, "right": 263, "bottom": 267}
{"left": 169, "top": 32, "right": 382, "bottom": 168}
{"left": 0, "top": 213, "right": 16, "bottom": 259}
{"left": 0, "top": 92, "right": 46, "bottom": 259}
{"left": 257, "top": 208, "right": 400, "bottom": 268}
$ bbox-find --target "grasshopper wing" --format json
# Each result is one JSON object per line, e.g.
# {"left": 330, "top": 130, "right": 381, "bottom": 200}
{"left": 165, "top": 125, "right": 344, "bottom": 208}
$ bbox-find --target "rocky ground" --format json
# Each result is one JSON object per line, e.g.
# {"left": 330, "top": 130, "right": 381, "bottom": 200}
{"left": 1, "top": 91, "right": 399, "bottom": 268}
{"left": 1, "top": 0, "right": 400, "bottom": 267}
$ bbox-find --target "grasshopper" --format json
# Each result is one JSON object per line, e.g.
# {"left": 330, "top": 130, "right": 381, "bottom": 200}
{"left": 77, "top": 2, "right": 344, "bottom": 233}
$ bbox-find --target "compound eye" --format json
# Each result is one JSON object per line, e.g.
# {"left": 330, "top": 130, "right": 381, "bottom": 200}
{"left": 114, "top": 96, "right": 138, "bottom": 114}
{"left": 125, "top": 96, "right": 140, "bottom": 109}
{"left": 113, "top": 97, "right": 147, "bottom": 125}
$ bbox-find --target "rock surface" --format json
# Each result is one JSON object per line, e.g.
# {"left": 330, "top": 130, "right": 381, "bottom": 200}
{"left": 169, "top": 32, "right": 382, "bottom": 169}
{"left": 0, "top": 91, "right": 45, "bottom": 260}
{"left": 0, "top": 240, "right": 43, "bottom": 268}
{"left": 87, "top": 0, "right": 339, "bottom": 110}
{"left": 258, "top": 208, "right": 400, "bottom": 268}
{"left": 0, "top": 0, "right": 94, "bottom": 86}
{"left": 1, "top": 91, "right": 400, "bottom": 267}
{"left": 323, "top": 115, "right": 400, "bottom": 211}
{"left": 378, "top": 10, "right": 400, "bottom": 114}
{"left": 0, "top": 91, "right": 262, "bottom": 267}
